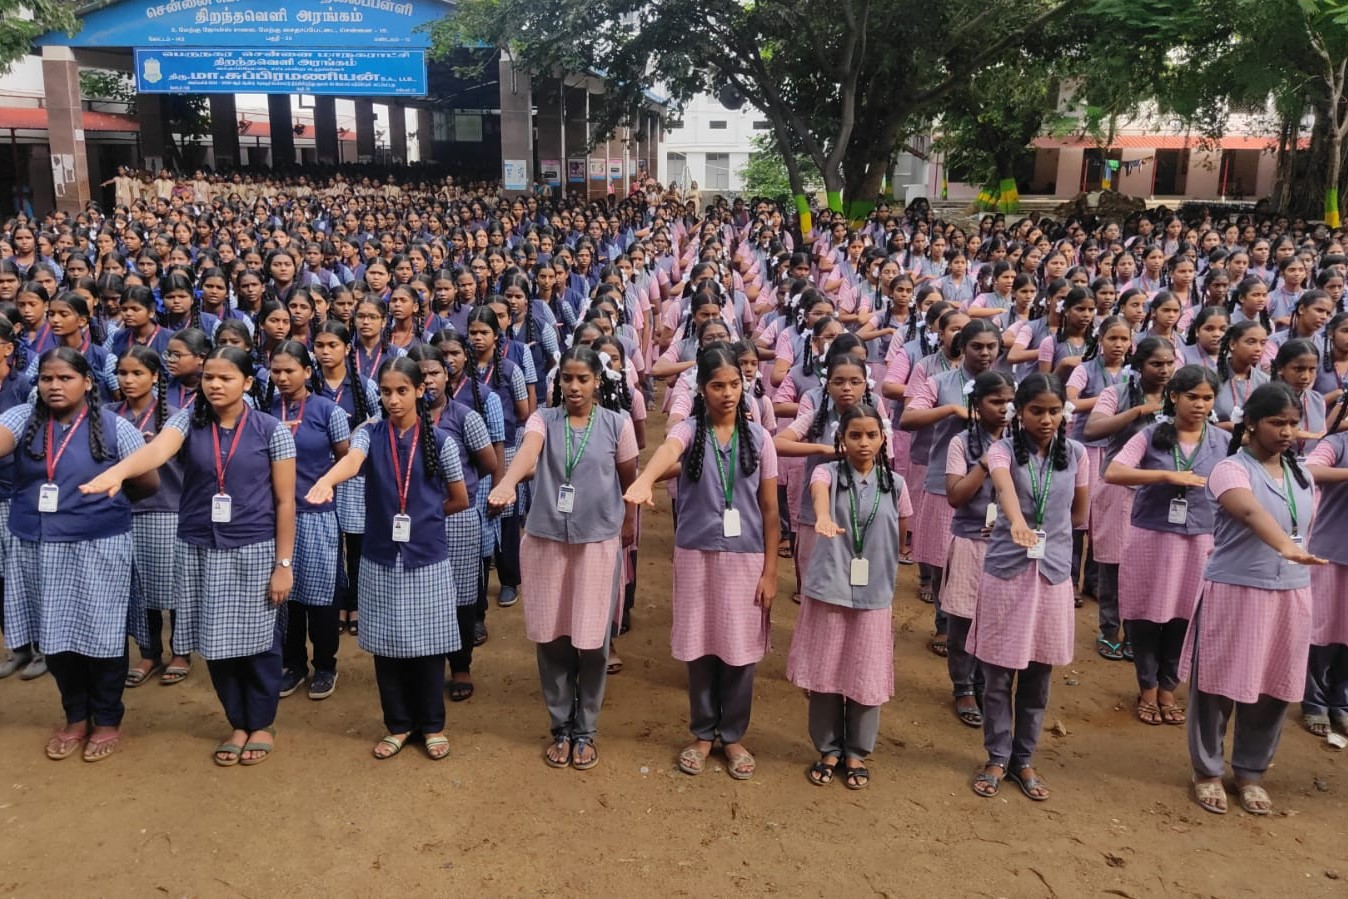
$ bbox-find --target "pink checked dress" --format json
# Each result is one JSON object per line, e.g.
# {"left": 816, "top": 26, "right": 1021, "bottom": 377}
{"left": 904, "top": 371, "right": 958, "bottom": 568}
{"left": 1085, "top": 387, "right": 1135, "bottom": 563}
{"left": 941, "top": 435, "right": 987, "bottom": 620}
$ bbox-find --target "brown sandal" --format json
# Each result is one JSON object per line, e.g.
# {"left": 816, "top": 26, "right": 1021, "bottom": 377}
{"left": 1159, "top": 702, "right": 1186, "bottom": 725}
{"left": 1135, "top": 697, "right": 1163, "bottom": 726}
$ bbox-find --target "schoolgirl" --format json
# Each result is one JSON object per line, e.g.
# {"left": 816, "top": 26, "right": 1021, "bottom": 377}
{"left": 941, "top": 370, "right": 1015, "bottom": 727}
{"left": 163, "top": 328, "right": 210, "bottom": 409}
{"left": 33, "top": 292, "right": 118, "bottom": 400}
{"left": 424, "top": 268, "right": 469, "bottom": 337}
{"left": 82, "top": 346, "right": 297, "bottom": 767}
{"left": 350, "top": 298, "right": 399, "bottom": 382}
{"left": 1268, "top": 255, "right": 1309, "bottom": 327}
{"left": 788, "top": 403, "right": 911, "bottom": 789}
{"left": 771, "top": 315, "right": 845, "bottom": 421}
{"left": 1227, "top": 276, "right": 1274, "bottom": 331}
{"left": 1037, "top": 287, "right": 1097, "bottom": 380}
{"left": 1261, "top": 290, "right": 1334, "bottom": 371}
{"left": 198, "top": 267, "right": 251, "bottom": 334}
{"left": 116, "top": 346, "right": 191, "bottom": 688}
{"left": 0, "top": 319, "right": 35, "bottom": 680}
{"left": 1141, "top": 290, "right": 1185, "bottom": 355}
{"left": 1213, "top": 320, "right": 1269, "bottom": 427}
{"left": 14, "top": 282, "right": 55, "bottom": 357}
{"left": 1303, "top": 399, "right": 1348, "bottom": 737}
{"left": 1268, "top": 338, "right": 1328, "bottom": 460}
{"left": 969, "top": 374, "right": 1089, "bottom": 801}
{"left": 285, "top": 286, "right": 321, "bottom": 347}
{"left": 624, "top": 344, "right": 778, "bottom": 779}
{"left": 254, "top": 299, "right": 292, "bottom": 370}
{"left": 487, "top": 345, "right": 638, "bottom": 770}
{"left": 1181, "top": 383, "right": 1324, "bottom": 816}
{"left": 967, "top": 261, "right": 1017, "bottom": 319}
{"left": 502, "top": 272, "right": 560, "bottom": 389}
{"left": 407, "top": 343, "right": 498, "bottom": 702}
{"left": 1104, "top": 365, "right": 1225, "bottom": 726}
{"left": 1, "top": 348, "right": 154, "bottom": 761}
{"left": 306, "top": 357, "right": 469, "bottom": 760}
{"left": 106, "top": 286, "right": 171, "bottom": 357}
{"left": 1314, "top": 312, "right": 1348, "bottom": 404}
{"left": 1182, "top": 306, "right": 1230, "bottom": 371}
{"left": 767, "top": 292, "right": 835, "bottom": 387}
{"left": 160, "top": 272, "right": 220, "bottom": 337}
{"left": 1005, "top": 278, "right": 1069, "bottom": 378}
{"left": 385, "top": 285, "right": 424, "bottom": 351}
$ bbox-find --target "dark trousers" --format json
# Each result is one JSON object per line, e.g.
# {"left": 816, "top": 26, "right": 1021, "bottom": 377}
{"left": 980, "top": 661, "right": 1053, "bottom": 770}
{"left": 47, "top": 651, "right": 129, "bottom": 727}
{"left": 807, "top": 691, "right": 880, "bottom": 760}
{"left": 686, "top": 656, "right": 756, "bottom": 744}
{"left": 283, "top": 601, "right": 340, "bottom": 673}
{"left": 373, "top": 654, "right": 446, "bottom": 735}
{"left": 930, "top": 566, "right": 947, "bottom": 635}
{"left": 1126, "top": 617, "right": 1188, "bottom": 691}
{"left": 206, "top": 619, "right": 284, "bottom": 732}
{"left": 337, "top": 533, "right": 363, "bottom": 614}
{"left": 1072, "top": 531, "right": 1098, "bottom": 595}
{"left": 493, "top": 514, "right": 522, "bottom": 591}
{"left": 1302, "top": 643, "right": 1348, "bottom": 716}
{"left": 537, "top": 635, "right": 610, "bottom": 739}
{"left": 1096, "top": 563, "right": 1121, "bottom": 640}
{"left": 777, "top": 483, "right": 791, "bottom": 538}
{"left": 622, "top": 548, "right": 637, "bottom": 631}
{"left": 448, "top": 599, "right": 480, "bottom": 675}
{"left": 946, "top": 614, "right": 984, "bottom": 697}
{"left": 137, "top": 609, "right": 179, "bottom": 663}
{"left": 1188, "top": 688, "right": 1287, "bottom": 781}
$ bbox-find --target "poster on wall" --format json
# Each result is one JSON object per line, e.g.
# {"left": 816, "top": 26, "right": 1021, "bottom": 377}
{"left": 608, "top": 159, "right": 622, "bottom": 181}
{"left": 540, "top": 159, "right": 561, "bottom": 187}
{"left": 567, "top": 159, "right": 586, "bottom": 183}
{"left": 588, "top": 159, "right": 606, "bottom": 180}
{"left": 502, "top": 159, "right": 528, "bottom": 192}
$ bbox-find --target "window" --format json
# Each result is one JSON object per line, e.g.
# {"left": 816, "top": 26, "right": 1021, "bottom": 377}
{"left": 709, "top": 120, "right": 728, "bottom": 130}
{"left": 667, "top": 152, "right": 688, "bottom": 187}
{"left": 752, "top": 120, "right": 771, "bottom": 130}
{"left": 706, "top": 152, "right": 731, "bottom": 190}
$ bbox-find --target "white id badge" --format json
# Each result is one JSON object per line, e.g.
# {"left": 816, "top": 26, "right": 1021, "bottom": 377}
{"left": 1168, "top": 498, "right": 1189, "bottom": 525}
{"left": 850, "top": 557, "right": 870, "bottom": 586}
{"left": 985, "top": 503, "right": 998, "bottom": 529}
{"left": 556, "top": 483, "right": 576, "bottom": 514}
{"left": 38, "top": 482, "right": 59, "bottom": 513}
{"left": 1026, "top": 529, "right": 1047, "bottom": 560}
{"left": 211, "top": 493, "right": 233, "bottom": 523}
{"left": 1291, "top": 533, "right": 1304, "bottom": 549}
{"left": 391, "top": 513, "right": 412, "bottom": 543}
{"left": 723, "top": 508, "right": 742, "bottom": 537}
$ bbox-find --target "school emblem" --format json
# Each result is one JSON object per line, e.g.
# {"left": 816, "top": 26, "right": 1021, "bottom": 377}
{"left": 142, "top": 57, "right": 162, "bottom": 85}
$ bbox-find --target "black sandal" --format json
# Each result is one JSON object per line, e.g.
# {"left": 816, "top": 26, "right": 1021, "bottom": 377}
{"left": 955, "top": 698, "right": 983, "bottom": 727}
{"left": 448, "top": 680, "right": 475, "bottom": 702}
{"left": 844, "top": 765, "right": 870, "bottom": 790}
{"left": 807, "top": 758, "right": 837, "bottom": 786}
{"left": 929, "top": 636, "right": 948, "bottom": 657}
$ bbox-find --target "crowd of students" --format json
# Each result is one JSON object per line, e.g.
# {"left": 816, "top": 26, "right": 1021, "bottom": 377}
{"left": 1, "top": 176, "right": 1346, "bottom": 815}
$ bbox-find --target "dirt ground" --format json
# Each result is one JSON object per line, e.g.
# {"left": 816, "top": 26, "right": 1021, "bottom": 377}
{"left": 1, "top": 410, "right": 1346, "bottom": 898}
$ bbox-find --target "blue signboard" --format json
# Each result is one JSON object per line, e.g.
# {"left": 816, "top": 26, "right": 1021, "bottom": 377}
{"left": 39, "top": 0, "right": 451, "bottom": 48}
{"left": 133, "top": 48, "right": 428, "bottom": 95}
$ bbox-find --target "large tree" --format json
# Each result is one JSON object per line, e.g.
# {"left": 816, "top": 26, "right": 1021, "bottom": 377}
{"left": 0, "top": 0, "right": 78, "bottom": 74}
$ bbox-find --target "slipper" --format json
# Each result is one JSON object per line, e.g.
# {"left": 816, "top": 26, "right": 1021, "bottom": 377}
{"left": 160, "top": 665, "right": 191, "bottom": 686}
{"left": 83, "top": 732, "right": 121, "bottom": 763}
{"left": 898, "top": 551, "right": 915, "bottom": 566}
{"left": 1159, "top": 702, "right": 1186, "bottom": 726}
{"left": 972, "top": 766, "right": 1003, "bottom": 798}
{"left": 1136, "top": 697, "right": 1163, "bottom": 726}
{"left": 929, "top": 637, "right": 948, "bottom": 658}
{"left": 46, "top": 729, "right": 86, "bottom": 761}
{"left": 125, "top": 662, "right": 164, "bottom": 688}
{"left": 843, "top": 765, "right": 870, "bottom": 791}
{"left": 373, "top": 733, "right": 408, "bottom": 760}
{"left": 1121, "top": 641, "right": 1134, "bottom": 661}
{"left": 545, "top": 735, "right": 572, "bottom": 769}
{"left": 571, "top": 736, "right": 599, "bottom": 771}
{"left": 239, "top": 727, "right": 276, "bottom": 766}
{"left": 807, "top": 758, "right": 838, "bottom": 786}
{"left": 1074, "top": 594, "right": 1084, "bottom": 608}
{"left": 1236, "top": 783, "right": 1272, "bottom": 816}
{"left": 1303, "top": 713, "right": 1331, "bottom": 737}
{"left": 955, "top": 700, "right": 983, "bottom": 728}
{"left": 448, "top": 680, "right": 475, "bottom": 703}
{"left": 1193, "top": 778, "right": 1227, "bottom": 814}
{"left": 678, "top": 745, "right": 707, "bottom": 776}
{"left": 606, "top": 657, "right": 624, "bottom": 675}
{"left": 918, "top": 585, "right": 934, "bottom": 604}
{"left": 777, "top": 538, "right": 793, "bottom": 559}
{"left": 348, "top": 619, "right": 359, "bottom": 637}
{"left": 424, "top": 734, "right": 451, "bottom": 760}
{"left": 213, "top": 741, "right": 244, "bottom": 767}
{"left": 1095, "top": 636, "right": 1125, "bottom": 661}
{"left": 1008, "top": 767, "right": 1050, "bottom": 801}
{"left": 726, "top": 749, "right": 756, "bottom": 781}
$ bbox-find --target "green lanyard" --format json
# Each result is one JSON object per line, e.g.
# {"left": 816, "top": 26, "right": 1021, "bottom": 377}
{"left": 847, "top": 469, "right": 882, "bottom": 556}
{"left": 1282, "top": 459, "right": 1300, "bottom": 536}
{"left": 1026, "top": 442, "right": 1055, "bottom": 528}
{"left": 711, "top": 429, "right": 738, "bottom": 509}
{"left": 1172, "top": 424, "right": 1206, "bottom": 471}
{"left": 563, "top": 406, "right": 597, "bottom": 483}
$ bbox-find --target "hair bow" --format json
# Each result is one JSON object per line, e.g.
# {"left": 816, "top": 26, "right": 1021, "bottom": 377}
{"left": 962, "top": 379, "right": 976, "bottom": 396}
{"left": 1230, "top": 405, "right": 1244, "bottom": 425}
{"left": 1063, "top": 400, "right": 1076, "bottom": 426}
{"left": 1154, "top": 413, "right": 1173, "bottom": 424}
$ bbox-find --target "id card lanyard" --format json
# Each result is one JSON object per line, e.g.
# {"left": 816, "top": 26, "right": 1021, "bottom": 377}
{"left": 846, "top": 470, "right": 881, "bottom": 586}
{"left": 38, "top": 407, "right": 89, "bottom": 513}
{"left": 1168, "top": 423, "right": 1206, "bottom": 524}
{"left": 211, "top": 407, "right": 248, "bottom": 524}
{"left": 1025, "top": 442, "right": 1054, "bottom": 559}
{"left": 388, "top": 422, "right": 420, "bottom": 542}
{"left": 712, "top": 429, "right": 741, "bottom": 537}
{"left": 1282, "top": 458, "right": 1301, "bottom": 545}
{"left": 557, "top": 406, "right": 595, "bottom": 514}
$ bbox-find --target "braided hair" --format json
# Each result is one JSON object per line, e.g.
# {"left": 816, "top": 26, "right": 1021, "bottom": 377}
{"left": 1183, "top": 304, "right": 1230, "bottom": 348}
{"left": 1124, "top": 336, "right": 1172, "bottom": 410}
{"left": 685, "top": 344, "right": 761, "bottom": 484}
{"left": 263, "top": 340, "right": 317, "bottom": 411}
{"left": 1215, "top": 319, "right": 1266, "bottom": 382}
{"left": 24, "top": 347, "right": 110, "bottom": 462}
{"left": 1227, "top": 275, "right": 1273, "bottom": 333}
{"left": 1288, "top": 288, "right": 1332, "bottom": 339}
{"left": 1226, "top": 382, "right": 1311, "bottom": 488}
{"left": 190, "top": 346, "right": 256, "bottom": 429}
{"left": 964, "top": 369, "right": 1015, "bottom": 461}
{"left": 1009, "top": 373, "right": 1071, "bottom": 471}
{"left": 428, "top": 328, "right": 486, "bottom": 421}
{"left": 1152, "top": 364, "right": 1219, "bottom": 452}
{"left": 1323, "top": 312, "right": 1348, "bottom": 372}
{"left": 1140, "top": 290, "right": 1182, "bottom": 335}
{"left": 317, "top": 320, "right": 374, "bottom": 425}
{"left": 1272, "top": 338, "right": 1320, "bottom": 387}
{"left": 466, "top": 304, "right": 505, "bottom": 387}
{"left": 547, "top": 342, "right": 605, "bottom": 408}
{"left": 376, "top": 355, "right": 444, "bottom": 483}
{"left": 833, "top": 404, "right": 896, "bottom": 494}
{"left": 917, "top": 300, "right": 954, "bottom": 356}
{"left": 729, "top": 339, "right": 766, "bottom": 399}
{"left": 384, "top": 284, "right": 425, "bottom": 344}
{"left": 590, "top": 335, "right": 633, "bottom": 414}
{"left": 501, "top": 272, "right": 538, "bottom": 348}
{"left": 119, "top": 344, "right": 170, "bottom": 434}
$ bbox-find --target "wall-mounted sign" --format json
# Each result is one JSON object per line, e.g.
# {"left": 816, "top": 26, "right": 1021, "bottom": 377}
{"left": 134, "top": 48, "right": 427, "bottom": 95}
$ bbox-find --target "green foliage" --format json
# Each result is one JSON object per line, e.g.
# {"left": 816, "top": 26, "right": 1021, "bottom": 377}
{"left": 80, "top": 68, "right": 212, "bottom": 169}
{"left": 739, "top": 134, "right": 820, "bottom": 198}
{"left": 0, "top": 0, "right": 78, "bottom": 75}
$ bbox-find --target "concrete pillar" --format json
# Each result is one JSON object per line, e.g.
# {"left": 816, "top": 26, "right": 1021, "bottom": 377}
{"left": 1054, "top": 148, "right": 1085, "bottom": 197}
{"left": 267, "top": 94, "right": 294, "bottom": 169}
{"left": 535, "top": 78, "right": 563, "bottom": 188}
{"left": 564, "top": 84, "right": 589, "bottom": 201}
{"left": 416, "top": 107, "right": 434, "bottom": 163}
{"left": 355, "top": 99, "right": 376, "bottom": 161}
{"left": 138, "top": 93, "right": 169, "bottom": 171}
{"left": 651, "top": 112, "right": 663, "bottom": 185}
{"left": 40, "top": 46, "right": 91, "bottom": 214}
{"left": 387, "top": 101, "right": 407, "bottom": 163}
{"left": 209, "top": 94, "right": 241, "bottom": 171}
{"left": 314, "top": 95, "right": 339, "bottom": 165}
{"left": 498, "top": 51, "right": 534, "bottom": 189}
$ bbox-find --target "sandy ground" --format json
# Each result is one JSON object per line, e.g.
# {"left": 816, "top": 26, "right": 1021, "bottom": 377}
{"left": 1, "top": 411, "right": 1346, "bottom": 898}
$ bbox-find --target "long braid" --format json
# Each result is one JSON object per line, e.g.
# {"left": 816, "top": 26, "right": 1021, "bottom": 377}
{"left": 190, "top": 291, "right": 203, "bottom": 331}
{"left": 21, "top": 393, "right": 50, "bottom": 460}
{"left": 686, "top": 393, "right": 709, "bottom": 482}
{"left": 415, "top": 394, "right": 444, "bottom": 482}
{"left": 1216, "top": 327, "right": 1236, "bottom": 382}
{"left": 1051, "top": 417, "right": 1069, "bottom": 470}
{"left": 735, "top": 398, "right": 759, "bottom": 476}
{"left": 86, "top": 387, "right": 108, "bottom": 462}
{"left": 805, "top": 391, "right": 832, "bottom": 442}
{"left": 492, "top": 337, "right": 505, "bottom": 387}
{"left": 877, "top": 430, "right": 895, "bottom": 493}
{"left": 1011, "top": 416, "right": 1029, "bottom": 466}
{"left": 965, "top": 394, "right": 982, "bottom": 460}
{"left": 549, "top": 366, "right": 564, "bottom": 407}
{"left": 153, "top": 378, "right": 168, "bottom": 433}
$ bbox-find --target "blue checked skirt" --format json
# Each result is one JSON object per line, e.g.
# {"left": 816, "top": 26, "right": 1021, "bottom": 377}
{"left": 0, "top": 498, "right": 11, "bottom": 571}
{"left": 4, "top": 534, "right": 139, "bottom": 657}
{"left": 476, "top": 481, "right": 499, "bottom": 557}
{"left": 444, "top": 508, "right": 482, "bottom": 607}
{"left": 173, "top": 539, "right": 282, "bottom": 661}
{"left": 132, "top": 512, "right": 180, "bottom": 611}
{"left": 293, "top": 510, "right": 339, "bottom": 606}
{"left": 335, "top": 477, "right": 366, "bottom": 534}
{"left": 357, "top": 554, "right": 460, "bottom": 657}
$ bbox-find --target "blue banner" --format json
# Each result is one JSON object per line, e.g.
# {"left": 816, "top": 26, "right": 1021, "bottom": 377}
{"left": 39, "top": 0, "right": 448, "bottom": 49}
{"left": 133, "top": 48, "right": 428, "bottom": 95}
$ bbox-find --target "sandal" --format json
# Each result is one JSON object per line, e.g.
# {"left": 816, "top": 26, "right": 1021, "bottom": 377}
{"left": 955, "top": 698, "right": 983, "bottom": 728}
{"left": 1136, "top": 697, "right": 1163, "bottom": 726}
{"left": 777, "top": 538, "right": 793, "bottom": 559}
{"left": 239, "top": 727, "right": 276, "bottom": 766}
{"left": 1095, "top": 636, "right": 1125, "bottom": 661}
{"left": 83, "top": 731, "right": 121, "bottom": 763}
{"left": 213, "top": 740, "right": 244, "bottom": 767}
{"left": 1159, "top": 702, "right": 1186, "bottom": 726}
{"left": 843, "top": 765, "right": 870, "bottom": 791}
{"left": 898, "top": 550, "right": 914, "bottom": 566}
{"left": 46, "top": 728, "right": 86, "bottom": 761}
{"left": 448, "top": 680, "right": 475, "bottom": 702}
{"left": 1303, "top": 713, "right": 1331, "bottom": 737}
{"left": 424, "top": 733, "right": 451, "bottom": 760}
{"left": 160, "top": 665, "right": 191, "bottom": 686}
{"left": 545, "top": 735, "right": 572, "bottom": 768}
{"left": 972, "top": 764, "right": 1004, "bottom": 798}
{"left": 348, "top": 619, "right": 359, "bottom": 637}
{"left": 125, "top": 662, "right": 164, "bottom": 688}
{"left": 571, "top": 736, "right": 599, "bottom": 770}
{"left": 1193, "top": 778, "right": 1227, "bottom": 814}
{"left": 1008, "top": 766, "right": 1050, "bottom": 801}
{"left": 807, "top": 756, "right": 838, "bottom": 786}
{"left": 606, "top": 655, "right": 624, "bottom": 675}
{"left": 929, "top": 637, "right": 948, "bottom": 658}
{"left": 373, "top": 733, "right": 409, "bottom": 760}
{"left": 1074, "top": 594, "right": 1084, "bottom": 608}
{"left": 725, "top": 748, "right": 756, "bottom": 781}
{"left": 1236, "top": 782, "right": 1272, "bottom": 816}
{"left": 918, "top": 584, "right": 934, "bottom": 604}
{"left": 678, "top": 745, "right": 708, "bottom": 776}
{"left": 1121, "top": 641, "right": 1134, "bottom": 661}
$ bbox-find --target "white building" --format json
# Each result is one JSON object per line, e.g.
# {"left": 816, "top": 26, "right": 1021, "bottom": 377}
{"left": 662, "top": 92, "right": 769, "bottom": 193}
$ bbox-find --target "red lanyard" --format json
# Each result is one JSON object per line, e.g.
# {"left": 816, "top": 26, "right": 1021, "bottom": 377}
{"left": 387, "top": 422, "right": 419, "bottom": 514}
{"left": 280, "top": 393, "right": 307, "bottom": 429}
{"left": 360, "top": 346, "right": 383, "bottom": 379}
{"left": 331, "top": 382, "right": 346, "bottom": 406}
{"left": 176, "top": 384, "right": 196, "bottom": 407}
{"left": 45, "top": 408, "right": 89, "bottom": 481}
{"left": 119, "top": 400, "right": 155, "bottom": 431}
{"left": 451, "top": 375, "right": 468, "bottom": 400}
{"left": 211, "top": 408, "right": 249, "bottom": 494}
{"left": 137, "top": 325, "right": 160, "bottom": 347}
{"left": 1230, "top": 376, "right": 1250, "bottom": 407}
{"left": 33, "top": 322, "right": 52, "bottom": 348}
{"left": 478, "top": 361, "right": 495, "bottom": 384}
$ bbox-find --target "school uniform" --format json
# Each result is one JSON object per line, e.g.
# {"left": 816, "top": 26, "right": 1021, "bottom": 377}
{"left": 942, "top": 430, "right": 997, "bottom": 703}
{"left": 0, "top": 368, "right": 31, "bottom": 640}
{"left": 1179, "top": 452, "right": 1316, "bottom": 783}
{"left": 667, "top": 419, "right": 778, "bottom": 745}
{"left": 969, "top": 436, "right": 1089, "bottom": 772}
{"left": 272, "top": 393, "right": 349, "bottom": 677}
{"left": 26, "top": 337, "right": 118, "bottom": 400}
{"left": 353, "top": 421, "right": 465, "bottom": 736}
{"left": 1112, "top": 424, "right": 1225, "bottom": 693}
{"left": 520, "top": 406, "right": 638, "bottom": 743}
{"left": 449, "top": 377, "right": 505, "bottom": 566}
{"left": 1313, "top": 360, "right": 1348, "bottom": 398}
{"left": 166, "top": 408, "right": 297, "bottom": 734}
{"left": 105, "top": 324, "right": 172, "bottom": 358}
{"left": 787, "top": 461, "right": 912, "bottom": 760}
{"left": 353, "top": 342, "right": 405, "bottom": 383}
{"left": 1303, "top": 436, "right": 1348, "bottom": 723}
{"left": 0, "top": 403, "right": 143, "bottom": 728}
{"left": 1293, "top": 388, "right": 1327, "bottom": 457}
{"left": 322, "top": 371, "right": 380, "bottom": 614}
{"left": 482, "top": 356, "right": 530, "bottom": 601}
{"left": 1213, "top": 369, "right": 1268, "bottom": 424}
{"left": 433, "top": 400, "right": 492, "bottom": 678}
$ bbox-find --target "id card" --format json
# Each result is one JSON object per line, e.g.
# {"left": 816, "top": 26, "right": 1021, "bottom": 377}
{"left": 1026, "top": 529, "right": 1047, "bottom": 560}
{"left": 1168, "top": 498, "right": 1188, "bottom": 525}
{"left": 556, "top": 483, "right": 576, "bottom": 514}
{"left": 850, "top": 557, "right": 870, "bottom": 586}
{"left": 38, "top": 482, "right": 59, "bottom": 513}
{"left": 391, "top": 513, "right": 412, "bottom": 543}
{"left": 723, "top": 508, "right": 742, "bottom": 537}
{"left": 211, "top": 493, "right": 233, "bottom": 524}
{"left": 984, "top": 503, "right": 998, "bottom": 529}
